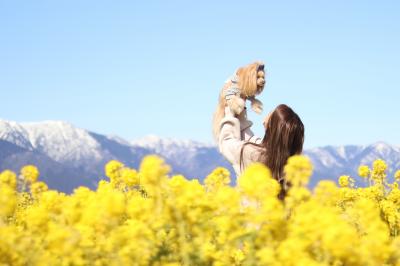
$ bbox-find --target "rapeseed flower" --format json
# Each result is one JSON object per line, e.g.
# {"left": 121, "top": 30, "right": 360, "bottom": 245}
{"left": 371, "top": 159, "right": 387, "bottom": 182}
{"left": 395, "top": 170, "right": 400, "bottom": 181}
{"left": 0, "top": 157, "right": 399, "bottom": 265}
{"left": 30, "top": 181, "right": 48, "bottom": 197}
{"left": 105, "top": 160, "right": 124, "bottom": 186}
{"left": 120, "top": 167, "right": 139, "bottom": 187}
{"left": 0, "top": 184, "right": 16, "bottom": 217}
{"left": 358, "top": 165, "right": 370, "bottom": 179}
{"left": 284, "top": 155, "right": 313, "bottom": 187}
{"left": 338, "top": 175, "right": 354, "bottom": 188}
{"left": 238, "top": 163, "right": 280, "bottom": 199}
{"left": 20, "top": 165, "right": 40, "bottom": 183}
{"left": 204, "top": 167, "right": 231, "bottom": 192}
{"left": 0, "top": 170, "right": 17, "bottom": 189}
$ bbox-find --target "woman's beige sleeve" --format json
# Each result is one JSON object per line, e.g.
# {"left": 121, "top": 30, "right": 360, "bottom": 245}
{"left": 218, "top": 107, "right": 245, "bottom": 165}
{"left": 238, "top": 108, "right": 262, "bottom": 144}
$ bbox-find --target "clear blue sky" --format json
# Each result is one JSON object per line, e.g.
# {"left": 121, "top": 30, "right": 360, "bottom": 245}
{"left": 0, "top": 1, "right": 399, "bottom": 148}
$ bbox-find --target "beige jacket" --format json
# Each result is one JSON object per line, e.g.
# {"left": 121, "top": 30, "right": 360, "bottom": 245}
{"left": 218, "top": 107, "right": 263, "bottom": 177}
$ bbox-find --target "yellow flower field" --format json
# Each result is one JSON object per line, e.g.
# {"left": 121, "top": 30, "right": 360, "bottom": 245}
{"left": 1, "top": 155, "right": 400, "bottom": 266}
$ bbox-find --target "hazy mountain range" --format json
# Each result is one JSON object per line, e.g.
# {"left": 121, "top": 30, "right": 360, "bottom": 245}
{"left": 0, "top": 119, "right": 399, "bottom": 192}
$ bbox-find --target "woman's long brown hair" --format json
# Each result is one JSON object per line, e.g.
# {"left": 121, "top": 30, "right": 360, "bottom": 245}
{"left": 240, "top": 104, "right": 304, "bottom": 200}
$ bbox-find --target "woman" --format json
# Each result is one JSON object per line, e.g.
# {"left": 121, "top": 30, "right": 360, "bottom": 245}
{"left": 218, "top": 104, "right": 304, "bottom": 200}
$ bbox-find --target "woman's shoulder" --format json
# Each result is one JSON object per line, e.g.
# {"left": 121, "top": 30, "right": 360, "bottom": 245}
{"left": 242, "top": 143, "right": 264, "bottom": 163}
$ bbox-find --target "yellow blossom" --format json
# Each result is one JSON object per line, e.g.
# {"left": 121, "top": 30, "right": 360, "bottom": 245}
{"left": 0, "top": 170, "right": 17, "bottom": 189}
{"left": 358, "top": 165, "right": 370, "bottom": 179}
{"left": 338, "top": 175, "right": 354, "bottom": 188}
{"left": 284, "top": 155, "right": 313, "bottom": 187}
{"left": 20, "top": 165, "right": 40, "bottom": 183}
{"left": 0, "top": 184, "right": 16, "bottom": 217}
{"left": 395, "top": 170, "right": 400, "bottom": 181}
{"left": 239, "top": 163, "right": 280, "bottom": 199}
{"left": 232, "top": 249, "right": 245, "bottom": 264}
{"left": 371, "top": 159, "right": 387, "bottom": 182}
{"left": 120, "top": 167, "right": 139, "bottom": 187}
{"left": 30, "top": 181, "right": 49, "bottom": 196}
{"left": 313, "top": 180, "right": 340, "bottom": 205}
{"left": 1, "top": 157, "right": 400, "bottom": 265}
{"left": 105, "top": 160, "right": 124, "bottom": 182}
{"left": 204, "top": 167, "right": 231, "bottom": 191}
{"left": 380, "top": 200, "right": 398, "bottom": 231}
{"left": 285, "top": 186, "right": 311, "bottom": 208}
{"left": 373, "top": 159, "right": 387, "bottom": 174}
{"left": 139, "top": 155, "right": 170, "bottom": 185}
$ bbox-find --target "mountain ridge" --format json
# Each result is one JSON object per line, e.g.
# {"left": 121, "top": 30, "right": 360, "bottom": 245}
{"left": 0, "top": 119, "right": 399, "bottom": 192}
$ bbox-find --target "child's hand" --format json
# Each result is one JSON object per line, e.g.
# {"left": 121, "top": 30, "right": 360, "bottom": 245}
{"left": 248, "top": 97, "right": 263, "bottom": 114}
{"left": 227, "top": 96, "right": 245, "bottom": 115}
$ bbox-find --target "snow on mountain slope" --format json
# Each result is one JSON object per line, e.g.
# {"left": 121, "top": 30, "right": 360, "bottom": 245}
{"left": 0, "top": 138, "right": 95, "bottom": 192}
{"left": 355, "top": 142, "right": 400, "bottom": 172}
{"left": 305, "top": 142, "right": 400, "bottom": 186}
{"left": 135, "top": 135, "right": 400, "bottom": 185}
{"left": 131, "top": 135, "right": 233, "bottom": 180}
{"left": 0, "top": 120, "right": 155, "bottom": 191}
{"left": 0, "top": 119, "right": 103, "bottom": 164}
{"left": 133, "top": 135, "right": 400, "bottom": 184}
{"left": 132, "top": 135, "right": 214, "bottom": 157}
{"left": 0, "top": 119, "right": 399, "bottom": 192}
{"left": 21, "top": 121, "right": 103, "bottom": 164}
{"left": 0, "top": 120, "right": 34, "bottom": 150}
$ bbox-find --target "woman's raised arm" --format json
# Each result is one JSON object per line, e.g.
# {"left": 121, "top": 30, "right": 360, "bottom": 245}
{"left": 218, "top": 107, "right": 245, "bottom": 166}
{"left": 238, "top": 107, "right": 262, "bottom": 144}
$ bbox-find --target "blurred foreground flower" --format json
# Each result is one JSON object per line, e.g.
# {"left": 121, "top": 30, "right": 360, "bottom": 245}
{"left": 0, "top": 156, "right": 399, "bottom": 265}
{"left": 20, "top": 165, "right": 40, "bottom": 183}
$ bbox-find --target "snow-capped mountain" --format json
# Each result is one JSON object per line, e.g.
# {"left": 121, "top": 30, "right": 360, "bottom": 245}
{"left": 132, "top": 135, "right": 232, "bottom": 180}
{"left": 0, "top": 119, "right": 399, "bottom": 192}
{"left": 304, "top": 142, "right": 400, "bottom": 186}
{"left": 0, "top": 119, "right": 151, "bottom": 192}
{"left": 0, "top": 120, "right": 102, "bottom": 163}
